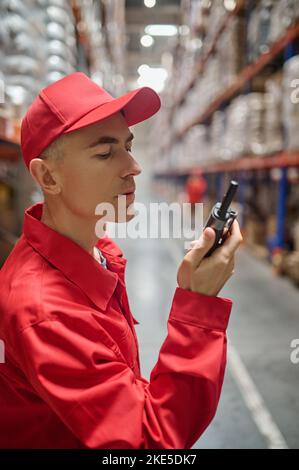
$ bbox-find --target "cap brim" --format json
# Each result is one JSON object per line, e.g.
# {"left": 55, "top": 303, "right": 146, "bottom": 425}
{"left": 64, "top": 86, "right": 161, "bottom": 134}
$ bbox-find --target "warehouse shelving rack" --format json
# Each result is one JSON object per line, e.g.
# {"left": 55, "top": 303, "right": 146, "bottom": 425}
{"left": 154, "top": 7, "right": 299, "bottom": 261}
{"left": 0, "top": 0, "right": 126, "bottom": 265}
{"left": 173, "top": 0, "right": 244, "bottom": 109}
{"left": 0, "top": 116, "right": 22, "bottom": 261}
{"left": 174, "top": 22, "right": 299, "bottom": 140}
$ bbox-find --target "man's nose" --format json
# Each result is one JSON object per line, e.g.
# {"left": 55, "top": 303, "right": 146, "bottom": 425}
{"left": 121, "top": 154, "right": 142, "bottom": 177}
{"left": 131, "top": 158, "right": 142, "bottom": 176}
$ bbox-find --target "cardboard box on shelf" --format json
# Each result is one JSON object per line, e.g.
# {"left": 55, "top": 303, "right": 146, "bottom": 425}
{"left": 282, "top": 251, "right": 299, "bottom": 285}
{"left": 0, "top": 208, "right": 17, "bottom": 234}
{"left": 244, "top": 218, "right": 266, "bottom": 246}
{"left": 293, "top": 220, "right": 299, "bottom": 251}
{"left": 266, "top": 214, "right": 277, "bottom": 239}
{"left": 283, "top": 55, "right": 299, "bottom": 151}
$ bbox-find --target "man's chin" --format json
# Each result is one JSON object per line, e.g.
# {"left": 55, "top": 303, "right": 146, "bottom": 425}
{"left": 94, "top": 210, "right": 136, "bottom": 238}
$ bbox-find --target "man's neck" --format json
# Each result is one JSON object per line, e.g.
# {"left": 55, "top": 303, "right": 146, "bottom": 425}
{"left": 41, "top": 200, "right": 98, "bottom": 255}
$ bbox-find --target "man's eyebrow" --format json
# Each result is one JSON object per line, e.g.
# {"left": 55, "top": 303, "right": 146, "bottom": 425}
{"left": 87, "top": 132, "right": 134, "bottom": 148}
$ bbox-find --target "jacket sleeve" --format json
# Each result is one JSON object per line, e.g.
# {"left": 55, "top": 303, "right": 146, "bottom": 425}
{"left": 16, "top": 287, "right": 232, "bottom": 449}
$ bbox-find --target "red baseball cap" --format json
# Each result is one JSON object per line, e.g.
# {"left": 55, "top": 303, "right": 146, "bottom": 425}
{"left": 21, "top": 72, "right": 161, "bottom": 168}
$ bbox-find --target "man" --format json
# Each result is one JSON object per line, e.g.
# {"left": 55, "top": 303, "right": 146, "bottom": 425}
{"left": 0, "top": 72, "right": 242, "bottom": 449}
{"left": 185, "top": 168, "right": 207, "bottom": 219}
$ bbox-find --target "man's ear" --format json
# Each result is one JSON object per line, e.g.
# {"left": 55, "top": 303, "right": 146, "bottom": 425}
{"left": 29, "top": 158, "right": 61, "bottom": 195}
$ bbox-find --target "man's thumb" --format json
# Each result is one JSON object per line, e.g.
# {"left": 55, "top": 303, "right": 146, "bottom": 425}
{"left": 203, "top": 227, "right": 215, "bottom": 243}
{"left": 189, "top": 227, "right": 215, "bottom": 260}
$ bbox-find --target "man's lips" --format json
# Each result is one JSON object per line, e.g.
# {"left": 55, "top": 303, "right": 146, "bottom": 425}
{"left": 120, "top": 188, "right": 136, "bottom": 195}
{"left": 117, "top": 190, "right": 135, "bottom": 205}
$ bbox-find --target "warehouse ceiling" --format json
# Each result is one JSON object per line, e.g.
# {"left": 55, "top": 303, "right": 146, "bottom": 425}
{"left": 125, "top": 0, "right": 182, "bottom": 90}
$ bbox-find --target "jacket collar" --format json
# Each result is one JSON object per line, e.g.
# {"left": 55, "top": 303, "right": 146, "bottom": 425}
{"left": 23, "top": 202, "right": 124, "bottom": 311}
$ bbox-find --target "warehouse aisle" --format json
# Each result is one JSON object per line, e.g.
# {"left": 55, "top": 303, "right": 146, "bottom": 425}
{"left": 1, "top": 0, "right": 299, "bottom": 453}
{"left": 116, "top": 122, "right": 299, "bottom": 449}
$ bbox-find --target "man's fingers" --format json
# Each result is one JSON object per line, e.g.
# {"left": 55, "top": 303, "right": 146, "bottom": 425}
{"left": 185, "top": 227, "right": 216, "bottom": 266}
{"left": 218, "top": 220, "right": 243, "bottom": 259}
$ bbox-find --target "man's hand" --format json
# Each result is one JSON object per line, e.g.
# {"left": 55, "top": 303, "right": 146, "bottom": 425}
{"left": 177, "top": 220, "right": 243, "bottom": 297}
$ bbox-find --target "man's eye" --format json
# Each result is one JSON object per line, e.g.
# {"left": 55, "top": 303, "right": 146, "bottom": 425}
{"left": 95, "top": 152, "right": 111, "bottom": 159}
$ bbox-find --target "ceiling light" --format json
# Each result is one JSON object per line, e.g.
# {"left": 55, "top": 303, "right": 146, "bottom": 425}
{"left": 190, "top": 38, "right": 203, "bottom": 51}
{"left": 140, "top": 34, "right": 154, "bottom": 47}
{"left": 144, "top": 0, "right": 156, "bottom": 7}
{"left": 224, "top": 0, "right": 237, "bottom": 11}
{"left": 137, "top": 66, "right": 168, "bottom": 93}
{"left": 138, "top": 64, "right": 150, "bottom": 75}
{"left": 144, "top": 24, "right": 178, "bottom": 37}
{"left": 179, "top": 25, "right": 190, "bottom": 36}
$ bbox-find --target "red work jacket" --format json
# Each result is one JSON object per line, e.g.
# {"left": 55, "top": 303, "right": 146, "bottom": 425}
{"left": 0, "top": 202, "right": 232, "bottom": 449}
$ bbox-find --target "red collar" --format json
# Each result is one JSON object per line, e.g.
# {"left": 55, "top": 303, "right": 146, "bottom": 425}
{"left": 23, "top": 202, "right": 126, "bottom": 311}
